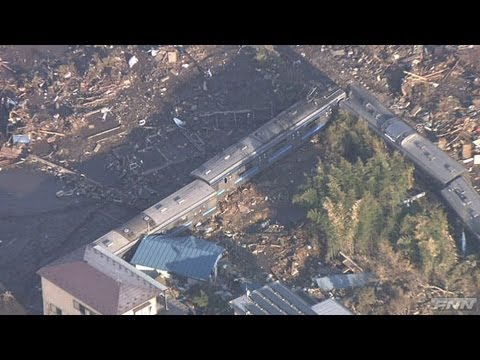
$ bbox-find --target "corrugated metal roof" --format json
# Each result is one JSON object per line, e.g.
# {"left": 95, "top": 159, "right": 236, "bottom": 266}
{"left": 229, "top": 281, "right": 317, "bottom": 315}
{"left": 315, "top": 273, "right": 375, "bottom": 292}
{"left": 311, "top": 299, "right": 352, "bottom": 315}
{"left": 37, "top": 244, "right": 165, "bottom": 315}
{"left": 130, "top": 235, "right": 225, "bottom": 281}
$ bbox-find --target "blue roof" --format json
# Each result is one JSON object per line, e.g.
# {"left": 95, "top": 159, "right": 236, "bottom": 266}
{"left": 315, "top": 273, "right": 375, "bottom": 292}
{"left": 130, "top": 235, "right": 225, "bottom": 281}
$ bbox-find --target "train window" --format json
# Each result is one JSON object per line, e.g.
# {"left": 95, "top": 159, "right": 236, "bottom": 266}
{"left": 224, "top": 177, "right": 228, "bottom": 184}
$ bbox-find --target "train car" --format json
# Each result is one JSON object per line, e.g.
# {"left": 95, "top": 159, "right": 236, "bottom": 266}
{"left": 342, "top": 83, "right": 396, "bottom": 130}
{"left": 190, "top": 86, "right": 346, "bottom": 196}
{"left": 94, "top": 179, "right": 217, "bottom": 256}
{"left": 343, "top": 84, "right": 466, "bottom": 186}
{"left": 400, "top": 133, "right": 466, "bottom": 186}
{"left": 441, "top": 176, "right": 480, "bottom": 239}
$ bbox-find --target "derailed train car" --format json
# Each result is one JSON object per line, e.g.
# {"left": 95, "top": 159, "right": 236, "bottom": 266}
{"left": 343, "top": 83, "right": 480, "bottom": 241}
{"left": 343, "top": 84, "right": 466, "bottom": 187}
{"left": 94, "top": 180, "right": 217, "bottom": 255}
{"left": 191, "top": 87, "right": 346, "bottom": 195}
{"left": 94, "top": 86, "right": 346, "bottom": 256}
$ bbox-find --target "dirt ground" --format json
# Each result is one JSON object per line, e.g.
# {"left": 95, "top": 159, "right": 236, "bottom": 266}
{"left": 0, "top": 45, "right": 324, "bottom": 313}
{"left": 1, "top": 45, "right": 479, "bottom": 314}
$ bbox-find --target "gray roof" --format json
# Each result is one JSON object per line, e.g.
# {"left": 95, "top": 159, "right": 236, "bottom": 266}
{"left": 441, "top": 176, "right": 480, "bottom": 236}
{"left": 130, "top": 235, "right": 225, "bottom": 281}
{"left": 37, "top": 244, "right": 166, "bottom": 315}
{"left": 316, "top": 273, "right": 375, "bottom": 292}
{"left": 311, "top": 299, "right": 352, "bottom": 315}
{"left": 191, "top": 87, "right": 345, "bottom": 185}
{"left": 343, "top": 84, "right": 396, "bottom": 129}
{"left": 229, "top": 281, "right": 317, "bottom": 315}
{"left": 94, "top": 180, "right": 216, "bottom": 255}
{"left": 190, "top": 135, "right": 263, "bottom": 185}
{"left": 383, "top": 118, "right": 415, "bottom": 143}
{"left": 401, "top": 133, "right": 466, "bottom": 185}
{"left": 143, "top": 180, "right": 216, "bottom": 229}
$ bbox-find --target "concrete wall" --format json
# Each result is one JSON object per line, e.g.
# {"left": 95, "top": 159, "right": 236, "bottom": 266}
{"left": 40, "top": 277, "right": 158, "bottom": 315}
{"left": 122, "top": 297, "right": 157, "bottom": 315}
{"left": 40, "top": 277, "right": 101, "bottom": 315}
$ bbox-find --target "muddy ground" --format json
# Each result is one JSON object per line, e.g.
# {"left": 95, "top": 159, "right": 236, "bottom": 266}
{"left": 1, "top": 45, "right": 479, "bottom": 314}
{"left": 0, "top": 45, "right": 327, "bottom": 313}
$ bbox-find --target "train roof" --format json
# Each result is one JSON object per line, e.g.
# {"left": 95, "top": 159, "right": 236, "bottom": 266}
{"left": 348, "top": 83, "right": 394, "bottom": 115}
{"left": 143, "top": 179, "right": 216, "bottom": 228}
{"left": 190, "top": 135, "right": 263, "bottom": 185}
{"left": 191, "top": 87, "right": 345, "bottom": 185}
{"left": 94, "top": 230, "right": 132, "bottom": 255}
{"left": 383, "top": 118, "right": 415, "bottom": 142}
{"left": 401, "top": 133, "right": 466, "bottom": 185}
{"left": 441, "top": 176, "right": 480, "bottom": 236}
{"left": 93, "top": 180, "right": 216, "bottom": 255}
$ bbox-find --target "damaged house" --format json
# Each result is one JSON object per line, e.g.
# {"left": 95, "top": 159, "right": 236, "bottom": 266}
{"left": 130, "top": 234, "right": 225, "bottom": 283}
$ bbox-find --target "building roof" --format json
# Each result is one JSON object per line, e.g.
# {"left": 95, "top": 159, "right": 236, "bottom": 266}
{"left": 130, "top": 235, "right": 225, "bottom": 281}
{"left": 311, "top": 298, "right": 352, "bottom": 315}
{"left": 315, "top": 273, "right": 375, "bottom": 292}
{"left": 229, "top": 281, "right": 318, "bottom": 315}
{"left": 37, "top": 244, "right": 166, "bottom": 315}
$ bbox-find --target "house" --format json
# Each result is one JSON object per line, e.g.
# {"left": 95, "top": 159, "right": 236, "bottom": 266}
{"left": 37, "top": 244, "right": 167, "bottom": 315}
{"left": 130, "top": 235, "right": 225, "bottom": 283}
{"left": 229, "top": 281, "right": 352, "bottom": 315}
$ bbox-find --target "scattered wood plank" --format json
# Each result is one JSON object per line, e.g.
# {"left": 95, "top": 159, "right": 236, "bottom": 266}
{"left": 38, "top": 129, "right": 66, "bottom": 137}
{"left": 87, "top": 125, "right": 122, "bottom": 140}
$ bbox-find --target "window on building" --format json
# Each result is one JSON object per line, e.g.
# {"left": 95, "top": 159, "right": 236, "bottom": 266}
{"left": 73, "top": 299, "right": 96, "bottom": 315}
{"left": 49, "top": 303, "right": 62, "bottom": 315}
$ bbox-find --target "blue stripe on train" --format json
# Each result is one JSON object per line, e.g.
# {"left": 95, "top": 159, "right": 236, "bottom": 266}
{"left": 234, "top": 166, "right": 260, "bottom": 185}
{"left": 268, "top": 144, "right": 293, "bottom": 163}
{"left": 217, "top": 189, "right": 226, "bottom": 196}
{"left": 302, "top": 123, "right": 325, "bottom": 140}
{"left": 202, "top": 207, "right": 217, "bottom": 216}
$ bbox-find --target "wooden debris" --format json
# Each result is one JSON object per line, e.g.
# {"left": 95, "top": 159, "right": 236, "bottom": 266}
{"left": 38, "top": 129, "right": 65, "bottom": 137}
{"left": 87, "top": 125, "right": 122, "bottom": 140}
